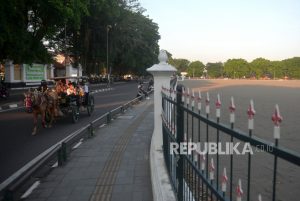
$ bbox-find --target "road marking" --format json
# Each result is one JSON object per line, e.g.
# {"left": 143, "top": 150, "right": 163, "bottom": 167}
{"left": 9, "top": 104, "right": 18, "bottom": 108}
{"left": 51, "top": 161, "right": 58, "bottom": 168}
{"left": 117, "top": 115, "right": 134, "bottom": 119}
{"left": 72, "top": 138, "right": 84, "bottom": 149}
{"left": 99, "top": 124, "right": 106, "bottom": 128}
{"left": 20, "top": 180, "right": 40, "bottom": 199}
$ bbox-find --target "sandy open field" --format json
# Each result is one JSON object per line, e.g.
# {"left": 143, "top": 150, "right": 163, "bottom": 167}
{"left": 177, "top": 79, "right": 300, "bottom": 201}
{"left": 184, "top": 79, "right": 300, "bottom": 92}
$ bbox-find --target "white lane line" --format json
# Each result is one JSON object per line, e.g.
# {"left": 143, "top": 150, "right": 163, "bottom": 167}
{"left": 9, "top": 104, "right": 18, "bottom": 108}
{"left": 51, "top": 161, "right": 58, "bottom": 168}
{"left": 99, "top": 124, "right": 106, "bottom": 128}
{"left": 20, "top": 180, "right": 41, "bottom": 199}
{"left": 72, "top": 138, "right": 84, "bottom": 149}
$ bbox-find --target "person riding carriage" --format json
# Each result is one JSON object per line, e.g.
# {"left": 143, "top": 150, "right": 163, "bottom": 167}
{"left": 38, "top": 80, "right": 48, "bottom": 93}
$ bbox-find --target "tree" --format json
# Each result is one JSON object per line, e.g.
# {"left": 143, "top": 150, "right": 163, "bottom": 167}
{"left": 169, "top": 58, "right": 190, "bottom": 72}
{"left": 224, "top": 59, "right": 249, "bottom": 78}
{"left": 0, "top": 0, "right": 160, "bottom": 76}
{"left": 0, "top": 0, "right": 88, "bottom": 63}
{"left": 249, "top": 58, "right": 271, "bottom": 78}
{"left": 206, "top": 62, "right": 223, "bottom": 78}
{"left": 187, "top": 61, "right": 205, "bottom": 77}
{"left": 282, "top": 57, "right": 300, "bottom": 79}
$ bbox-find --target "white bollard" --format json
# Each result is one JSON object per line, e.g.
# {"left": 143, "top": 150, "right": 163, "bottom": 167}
{"left": 236, "top": 179, "right": 243, "bottom": 201}
{"left": 197, "top": 91, "right": 202, "bottom": 111}
{"left": 216, "top": 93, "right": 221, "bottom": 118}
{"left": 247, "top": 99, "right": 255, "bottom": 130}
{"left": 272, "top": 104, "right": 282, "bottom": 139}
{"left": 222, "top": 167, "right": 228, "bottom": 192}
{"left": 206, "top": 92, "right": 210, "bottom": 114}
{"left": 229, "top": 96, "right": 236, "bottom": 123}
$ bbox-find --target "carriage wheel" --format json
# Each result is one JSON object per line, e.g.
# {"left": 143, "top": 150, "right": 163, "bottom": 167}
{"left": 87, "top": 95, "right": 94, "bottom": 116}
{"left": 71, "top": 106, "right": 79, "bottom": 123}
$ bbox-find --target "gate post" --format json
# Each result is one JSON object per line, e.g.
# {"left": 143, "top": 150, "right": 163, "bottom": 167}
{"left": 147, "top": 50, "right": 177, "bottom": 201}
{"left": 146, "top": 50, "right": 177, "bottom": 141}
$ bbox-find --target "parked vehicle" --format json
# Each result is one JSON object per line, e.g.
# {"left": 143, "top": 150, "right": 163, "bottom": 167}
{"left": 0, "top": 82, "right": 9, "bottom": 99}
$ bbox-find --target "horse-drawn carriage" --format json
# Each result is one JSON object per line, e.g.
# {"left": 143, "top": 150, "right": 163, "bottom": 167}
{"left": 24, "top": 76, "right": 95, "bottom": 135}
{"left": 51, "top": 76, "right": 95, "bottom": 123}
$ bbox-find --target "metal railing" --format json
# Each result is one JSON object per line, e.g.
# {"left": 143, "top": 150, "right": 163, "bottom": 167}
{"left": 0, "top": 92, "right": 150, "bottom": 201}
{"left": 161, "top": 84, "right": 300, "bottom": 201}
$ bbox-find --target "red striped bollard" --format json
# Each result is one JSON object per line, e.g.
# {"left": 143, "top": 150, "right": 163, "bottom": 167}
{"left": 222, "top": 167, "right": 228, "bottom": 196}
{"left": 272, "top": 104, "right": 282, "bottom": 139}
{"left": 229, "top": 96, "right": 236, "bottom": 124}
{"left": 197, "top": 91, "right": 202, "bottom": 112}
{"left": 206, "top": 92, "right": 210, "bottom": 115}
{"left": 247, "top": 100, "right": 256, "bottom": 130}
{"left": 191, "top": 90, "right": 195, "bottom": 109}
{"left": 236, "top": 179, "right": 243, "bottom": 201}
{"left": 216, "top": 93, "right": 221, "bottom": 118}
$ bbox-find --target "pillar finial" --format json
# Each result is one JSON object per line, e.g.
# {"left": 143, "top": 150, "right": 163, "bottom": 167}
{"left": 158, "top": 50, "right": 168, "bottom": 64}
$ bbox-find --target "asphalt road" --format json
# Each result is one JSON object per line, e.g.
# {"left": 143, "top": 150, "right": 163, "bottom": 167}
{"left": 0, "top": 82, "right": 139, "bottom": 183}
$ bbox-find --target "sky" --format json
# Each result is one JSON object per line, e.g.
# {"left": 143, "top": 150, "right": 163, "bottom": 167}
{"left": 138, "top": 0, "right": 300, "bottom": 63}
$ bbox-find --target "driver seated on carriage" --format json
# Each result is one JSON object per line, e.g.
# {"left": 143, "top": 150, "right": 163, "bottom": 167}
{"left": 38, "top": 80, "right": 48, "bottom": 93}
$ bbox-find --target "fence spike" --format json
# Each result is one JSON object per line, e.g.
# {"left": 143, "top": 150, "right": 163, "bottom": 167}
{"left": 198, "top": 91, "right": 202, "bottom": 111}
{"left": 272, "top": 104, "right": 282, "bottom": 139}
{"left": 222, "top": 167, "right": 228, "bottom": 192}
{"left": 247, "top": 99, "right": 256, "bottom": 130}
{"left": 186, "top": 88, "right": 190, "bottom": 106}
{"left": 236, "top": 179, "right": 243, "bottom": 201}
{"left": 229, "top": 96, "right": 236, "bottom": 123}
{"left": 206, "top": 92, "right": 210, "bottom": 114}
{"left": 209, "top": 158, "right": 215, "bottom": 180}
{"left": 201, "top": 154, "right": 206, "bottom": 171}
{"left": 191, "top": 90, "right": 195, "bottom": 108}
{"left": 194, "top": 151, "right": 198, "bottom": 163}
{"left": 182, "top": 87, "right": 185, "bottom": 103}
{"left": 258, "top": 194, "right": 262, "bottom": 201}
{"left": 216, "top": 93, "right": 221, "bottom": 118}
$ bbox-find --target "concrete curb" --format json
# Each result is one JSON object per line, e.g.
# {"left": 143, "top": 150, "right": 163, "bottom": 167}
{"left": 150, "top": 129, "right": 176, "bottom": 201}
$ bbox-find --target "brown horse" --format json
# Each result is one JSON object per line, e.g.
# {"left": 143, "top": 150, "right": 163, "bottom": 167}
{"left": 44, "top": 89, "right": 61, "bottom": 126}
{"left": 24, "top": 89, "right": 48, "bottom": 135}
{"left": 24, "top": 88, "right": 61, "bottom": 135}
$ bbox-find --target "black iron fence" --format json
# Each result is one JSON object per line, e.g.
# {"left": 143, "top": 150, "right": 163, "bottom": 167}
{"left": 161, "top": 84, "right": 300, "bottom": 201}
{"left": 0, "top": 93, "right": 150, "bottom": 201}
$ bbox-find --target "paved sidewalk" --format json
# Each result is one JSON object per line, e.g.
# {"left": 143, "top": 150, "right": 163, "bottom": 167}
{"left": 26, "top": 98, "right": 154, "bottom": 201}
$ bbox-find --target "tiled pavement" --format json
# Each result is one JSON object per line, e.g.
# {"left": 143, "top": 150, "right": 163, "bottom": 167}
{"left": 26, "top": 98, "right": 154, "bottom": 201}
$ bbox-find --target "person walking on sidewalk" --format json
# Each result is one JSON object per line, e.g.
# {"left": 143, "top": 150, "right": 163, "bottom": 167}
{"left": 137, "top": 82, "right": 149, "bottom": 100}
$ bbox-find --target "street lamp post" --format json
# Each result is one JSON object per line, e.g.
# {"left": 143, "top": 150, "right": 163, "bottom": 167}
{"left": 106, "top": 25, "right": 112, "bottom": 85}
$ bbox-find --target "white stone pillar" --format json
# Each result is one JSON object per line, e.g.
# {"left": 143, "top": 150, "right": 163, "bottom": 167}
{"left": 50, "top": 64, "right": 55, "bottom": 79}
{"left": 147, "top": 50, "right": 177, "bottom": 135}
{"left": 147, "top": 50, "right": 177, "bottom": 201}
{"left": 65, "top": 65, "right": 72, "bottom": 77}
{"left": 78, "top": 64, "right": 82, "bottom": 77}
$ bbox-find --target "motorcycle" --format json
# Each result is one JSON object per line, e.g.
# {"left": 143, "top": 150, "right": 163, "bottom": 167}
{"left": 0, "top": 85, "right": 9, "bottom": 100}
{"left": 137, "top": 84, "right": 149, "bottom": 100}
